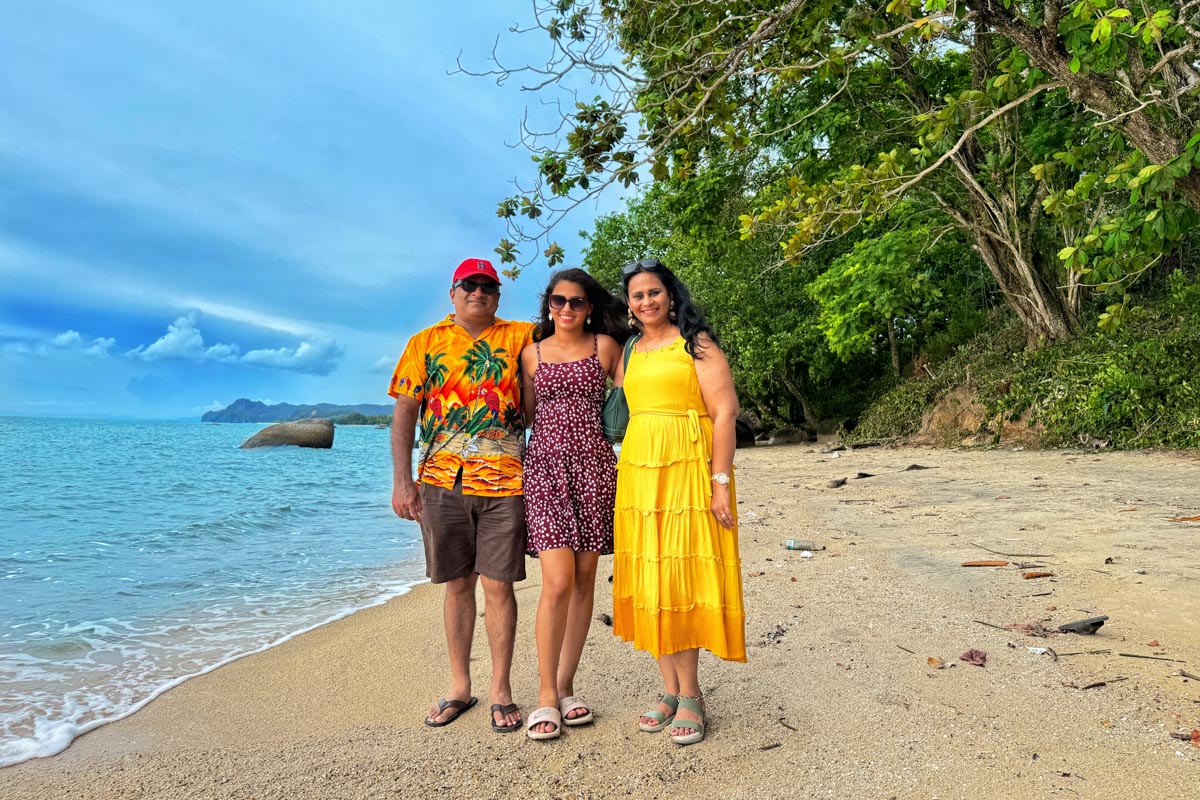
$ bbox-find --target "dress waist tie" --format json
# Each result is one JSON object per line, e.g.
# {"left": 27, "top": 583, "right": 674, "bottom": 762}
{"left": 630, "top": 408, "right": 707, "bottom": 446}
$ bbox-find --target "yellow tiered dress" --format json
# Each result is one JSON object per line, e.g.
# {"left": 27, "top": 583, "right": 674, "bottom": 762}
{"left": 612, "top": 337, "right": 746, "bottom": 662}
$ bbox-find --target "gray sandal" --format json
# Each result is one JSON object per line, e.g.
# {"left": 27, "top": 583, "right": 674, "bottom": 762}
{"left": 638, "top": 693, "right": 679, "bottom": 732}
{"left": 670, "top": 696, "right": 706, "bottom": 745}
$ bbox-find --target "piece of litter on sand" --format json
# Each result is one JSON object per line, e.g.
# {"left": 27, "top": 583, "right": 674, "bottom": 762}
{"left": 896, "top": 644, "right": 916, "bottom": 654}
{"left": 1058, "top": 615, "right": 1108, "bottom": 635}
{"left": 973, "top": 619, "right": 1011, "bottom": 632}
{"left": 959, "top": 649, "right": 987, "bottom": 666}
{"left": 758, "top": 743, "right": 782, "bottom": 751}
{"left": 799, "top": 550, "right": 814, "bottom": 558}
{"left": 595, "top": 613, "right": 613, "bottom": 627}
{"left": 1119, "top": 652, "right": 1187, "bottom": 663}
{"left": 961, "top": 560, "right": 1009, "bottom": 567}
{"left": 1167, "top": 515, "right": 1200, "bottom": 522}
{"left": 827, "top": 477, "right": 847, "bottom": 488}
{"left": 1028, "top": 646, "right": 1058, "bottom": 661}
{"left": 1178, "top": 670, "right": 1200, "bottom": 681}
{"left": 1022, "top": 571, "right": 1055, "bottom": 579}
{"left": 904, "top": 464, "right": 933, "bottom": 471}
{"left": 853, "top": 472, "right": 874, "bottom": 479}
{"left": 777, "top": 719, "right": 798, "bottom": 732}
{"left": 1077, "top": 677, "right": 1127, "bottom": 690}
{"left": 928, "top": 656, "right": 948, "bottom": 669}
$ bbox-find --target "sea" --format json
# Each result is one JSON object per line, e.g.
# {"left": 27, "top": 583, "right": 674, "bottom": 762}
{"left": 0, "top": 416, "right": 425, "bottom": 767}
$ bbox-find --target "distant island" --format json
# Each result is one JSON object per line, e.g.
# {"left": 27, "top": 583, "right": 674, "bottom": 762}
{"left": 202, "top": 398, "right": 392, "bottom": 425}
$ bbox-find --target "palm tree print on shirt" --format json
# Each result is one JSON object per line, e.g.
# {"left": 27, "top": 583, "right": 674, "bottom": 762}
{"left": 461, "top": 342, "right": 508, "bottom": 385}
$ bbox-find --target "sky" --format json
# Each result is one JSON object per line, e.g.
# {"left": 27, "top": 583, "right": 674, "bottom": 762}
{"left": 0, "top": 0, "right": 623, "bottom": 419}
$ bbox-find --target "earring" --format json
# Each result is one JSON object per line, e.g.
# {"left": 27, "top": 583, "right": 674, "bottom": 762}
{"left": 586, "top": 314, "right": 591, "bottom": 325}
{"left": 628, "top": 309, "right": 636, "bottom": 324}
{"left": 669, "top": 301, "right": 678, "bottom": 322}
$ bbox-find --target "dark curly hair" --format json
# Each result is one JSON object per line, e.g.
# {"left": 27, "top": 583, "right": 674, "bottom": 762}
{"left": 621, "top": 258, "right": 718, "bottom": 359}
{"left": 533, "top": 268, "right": 632, "bottom": 343}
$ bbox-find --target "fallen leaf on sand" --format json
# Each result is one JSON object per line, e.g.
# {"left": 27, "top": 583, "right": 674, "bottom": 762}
{"left": 1147, "top": 639, "right": 1160, "bottom": 647}
{"left": 1168, "top": 515, "right": 1200, "bottom": 522}
{"left": 927, "top": 657, "right": 947, "bottom": 669}
{"left": 960, "top": 649, "right": 987, "bottom": 666}
{"left": 961, "top": 560, "right": 1009, "bottom": 567}
{"left": 1022, "top": 571, "right": 1055, "bottom": 579}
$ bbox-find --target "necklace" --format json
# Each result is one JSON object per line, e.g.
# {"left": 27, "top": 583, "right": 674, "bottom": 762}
{"left": 636, "top": 333, "right": 678, "bottom": 355}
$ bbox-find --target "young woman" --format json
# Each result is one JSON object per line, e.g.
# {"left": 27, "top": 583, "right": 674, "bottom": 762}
{"left": 520, "top": 268, "right": 628, "bottom": 740}
{"left": 611, "top": 258, "right": 746, "bottom": 746}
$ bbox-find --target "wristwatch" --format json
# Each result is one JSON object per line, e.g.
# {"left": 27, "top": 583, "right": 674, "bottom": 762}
{"left": 711, "top": 472, "right": 730, "bottom": 485}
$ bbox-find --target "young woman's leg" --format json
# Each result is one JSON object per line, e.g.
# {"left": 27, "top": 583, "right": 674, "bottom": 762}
{"left": 639, "top": 652, "right": 682, "bottom": 727}
{"left": 556, "top": 551, "right": 599, "bottom": 718}
{"left": 667, "top": 648, "right": 702, "bottom": 737}
{"left": 532, "top": 548, "right": 575, "bottom": 733}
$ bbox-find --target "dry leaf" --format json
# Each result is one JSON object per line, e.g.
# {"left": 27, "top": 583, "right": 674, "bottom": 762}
{"left": 927, "top": 656, "right": 946, "bottom": 670}
{"left": 1022, "top": 571, "right": 1054, "bottom": 579}
{"left": 1147, "top": 639, "right": 1160, "bottom": 647}
{"left": 959, "top": 649, "right": 987, "bottom": 666}
{"left": 961, "top": 560, "right": 1009, "bottom": 567}
{"left": 1168, "top": 515, "right": 1200, "bottom": 522}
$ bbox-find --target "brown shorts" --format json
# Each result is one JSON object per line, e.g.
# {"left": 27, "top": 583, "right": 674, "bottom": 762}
{"left": 419, "top": 481, "right": 527, "bottom": 584}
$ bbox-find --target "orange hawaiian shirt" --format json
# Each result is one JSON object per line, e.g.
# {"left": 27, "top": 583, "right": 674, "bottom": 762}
{"left": 388, "top": 316, "right": 534, "bottom": 496}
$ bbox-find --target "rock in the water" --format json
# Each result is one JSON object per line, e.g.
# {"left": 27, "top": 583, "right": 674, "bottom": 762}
{"left": 240, "top": 418, "right": 334, "bottom": 449}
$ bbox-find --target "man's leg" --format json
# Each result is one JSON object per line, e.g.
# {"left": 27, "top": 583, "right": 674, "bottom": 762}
{"left": 480, "top": 574, "right": 520, "bottom": 728}
{"left": 419, "top": 481, "right": 480, "bottom": 724}
{"left": 427, "top": 573, "right": 478, "bottom": 723}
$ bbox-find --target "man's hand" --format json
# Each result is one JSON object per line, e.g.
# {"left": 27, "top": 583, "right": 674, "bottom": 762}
{"left": 392, "top": 480, "right": 422, "bottom": 522}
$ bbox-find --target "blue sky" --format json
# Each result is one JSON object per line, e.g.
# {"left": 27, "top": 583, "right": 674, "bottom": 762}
{"left": 0, "top": 1, "right": 621, "bottom": 418}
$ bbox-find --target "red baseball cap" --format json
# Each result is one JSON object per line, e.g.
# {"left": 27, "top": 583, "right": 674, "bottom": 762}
{"left": 452, "top": 258, "right": 501, "bottom": 285}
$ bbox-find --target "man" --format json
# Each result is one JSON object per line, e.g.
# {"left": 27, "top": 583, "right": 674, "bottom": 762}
{"left": 388, "top": 257, "right": 534, "bottom": 732}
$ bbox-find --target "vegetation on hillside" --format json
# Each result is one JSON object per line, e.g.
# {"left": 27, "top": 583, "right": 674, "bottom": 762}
{"left": 471, "top": 1, "right": 1200, "bottom": 447}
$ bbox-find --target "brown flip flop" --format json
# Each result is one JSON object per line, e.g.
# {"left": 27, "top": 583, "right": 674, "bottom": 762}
{"left": 424, "top": 696, "right": 477, "bottom": 727}
{"left": 491, "top": 703, "right": 522, "bottom": 733}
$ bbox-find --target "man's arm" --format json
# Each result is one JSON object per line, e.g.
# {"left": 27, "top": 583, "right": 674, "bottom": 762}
{"left": 390, "top": 395, "right": 422, "bottom": 522}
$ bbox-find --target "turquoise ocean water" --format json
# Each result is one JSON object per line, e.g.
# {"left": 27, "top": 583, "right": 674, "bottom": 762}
{"left": 0, "top": 417, "right": 423, "bottom": 767}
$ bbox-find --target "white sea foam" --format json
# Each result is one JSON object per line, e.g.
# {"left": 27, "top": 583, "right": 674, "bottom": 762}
{"left": 0, "top": 578, "right": 424, "bottom": 767}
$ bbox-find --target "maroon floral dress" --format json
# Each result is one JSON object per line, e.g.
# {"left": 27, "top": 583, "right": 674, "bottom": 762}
{"left": 524, "top": 336, "right": 617, "bottom": 554}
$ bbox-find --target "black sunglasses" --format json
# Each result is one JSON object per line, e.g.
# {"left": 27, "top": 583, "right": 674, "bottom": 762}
{"left": 622, "top": 258, "right": 664, "bottom": 276}
{"left": 548, "top": 294, "right": 588, "bottom": 312}
{"left": 454, "top": 279, "right": 499, "bottom": 295}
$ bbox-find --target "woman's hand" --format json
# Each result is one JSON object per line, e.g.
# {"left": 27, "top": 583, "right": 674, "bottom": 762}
{"left": 710, "top": 482, "right": 735, "bottom": 529}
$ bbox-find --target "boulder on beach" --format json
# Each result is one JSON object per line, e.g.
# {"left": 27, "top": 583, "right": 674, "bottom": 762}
{"left": 239, "top": 418, "right": 334, "bottom": 449}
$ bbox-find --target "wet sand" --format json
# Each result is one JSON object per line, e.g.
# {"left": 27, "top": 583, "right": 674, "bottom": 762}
{"left": 2, "top": 445, "right": 1198, "bottom": 798}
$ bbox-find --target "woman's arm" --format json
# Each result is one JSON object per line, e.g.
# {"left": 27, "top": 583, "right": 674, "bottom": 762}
{"left": 695, "top": 333, "right": 740, "bottom": 529}
{"left": 596, "top": 334, "right": 622, "bottom": 381}
{"left": 519, "top": 344, "right": 538, "bottom": 429}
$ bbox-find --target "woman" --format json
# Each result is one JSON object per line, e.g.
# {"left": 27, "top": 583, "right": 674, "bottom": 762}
{"left": 612, "top": 258, "right": 745, "bottom": 746}
{"left": 520, "top": 267, "right": 628, "bottom": 740}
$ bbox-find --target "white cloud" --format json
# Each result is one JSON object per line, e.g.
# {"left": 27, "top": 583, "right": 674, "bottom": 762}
{"left": 125, "top": 312, "right": 342, "bottom": 374}
{"left": 372, "top": 355, "right": 397, "bottom": 373}
{"left": 52, "top": 330, "right": 83, "bottom": 348}
{"left": 51, "top": 330, "right": 115, "bottom": 357}
{"left": 83, "top": 337, "right": 116, "bottom": 356}
{"left": 129, "top": 312, "right": 241, "bottom": 363}
{"left": 242, "top": 337, "right": 344, "bottom": 375}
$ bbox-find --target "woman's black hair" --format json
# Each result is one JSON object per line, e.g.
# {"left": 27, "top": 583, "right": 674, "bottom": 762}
{"left": 533, "top": 267, "right": 632, "bottom": 344}
{"left": 622, "top": 258, "right": 718, "bottom": 359}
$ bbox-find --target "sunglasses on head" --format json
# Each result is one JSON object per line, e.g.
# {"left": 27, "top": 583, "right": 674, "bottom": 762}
{"left": 548, "top": 294, "right": 588, "bottom": 312}
{"left": 454, "top": 279, "right": 499, "bottom": 295}
{"left": 622, "top": 258, "right": 664, "bottom": 276}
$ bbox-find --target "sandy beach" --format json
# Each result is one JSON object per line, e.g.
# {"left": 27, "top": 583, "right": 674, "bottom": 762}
{"left": 3, "top": 444, "right": 1198, "bottom": 799}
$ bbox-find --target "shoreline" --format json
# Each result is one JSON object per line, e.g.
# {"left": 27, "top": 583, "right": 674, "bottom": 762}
{"left": 3, "top": 445, "right": 1198, "bottom": 798}
{"left": 1, "top": 576, "right": 429, "bottom": 769}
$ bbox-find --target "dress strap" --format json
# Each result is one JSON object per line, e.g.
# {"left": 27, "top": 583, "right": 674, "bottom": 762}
{"left": 535, "top": 341, "right": 542, "bottom": 365}
{"left": 591, "top": 334, "right": 598, "bottom": 356}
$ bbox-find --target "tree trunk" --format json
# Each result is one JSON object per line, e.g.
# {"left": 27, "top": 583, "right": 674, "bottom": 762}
{"left": 886, "top": 317, "right": 901, "bottom": 377}
{"left": 973, "top": 1, "right": 1200, "bottom": 212}
{"left": 780, "top": 368, "right": 819, "bottom": 432}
